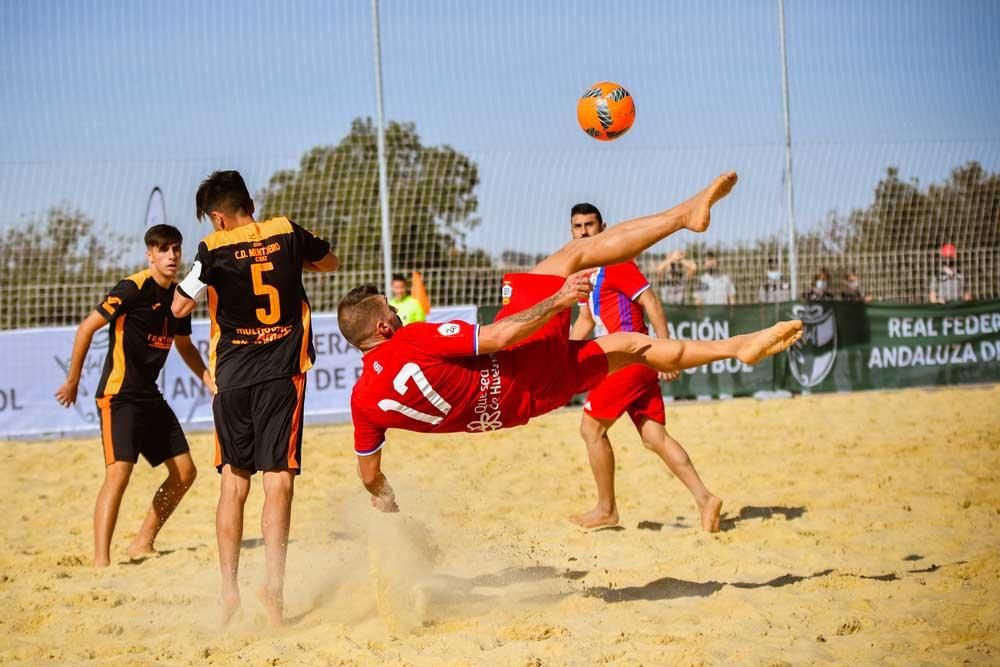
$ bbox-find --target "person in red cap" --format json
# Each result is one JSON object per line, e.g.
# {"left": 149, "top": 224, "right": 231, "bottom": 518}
{"left": 930, "top": 243, "right": 972, "bottom": 303}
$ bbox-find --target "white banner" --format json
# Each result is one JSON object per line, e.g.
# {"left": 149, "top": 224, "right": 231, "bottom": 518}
{"left": 0, "top": 306, "right": 476, "bottom": 440}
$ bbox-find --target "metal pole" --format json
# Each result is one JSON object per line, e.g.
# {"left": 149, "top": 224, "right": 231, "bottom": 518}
{"left": 372, "top": 0, "right": 393, "bottom": 295}
{"left": 778, "top": 0, "right": 798, "bottom": 298}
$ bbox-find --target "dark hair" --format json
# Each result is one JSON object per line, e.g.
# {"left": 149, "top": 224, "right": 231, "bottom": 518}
{"left": 705, "top": 251, "right": 717, "bottom": 260}
{"left": 144, "top": 224, "right": 182, "bottom": 250}
{"left": 195, "top": 170, "right": 254, "bottom": 221}
{"left": 570, "top": 202, "right": 603, "bottom": 226}
{"left": 337, "top": 284, "right": 384, "bottom": 347}
{"left": 391, "top": 273, "right": 408, "bottom": 284}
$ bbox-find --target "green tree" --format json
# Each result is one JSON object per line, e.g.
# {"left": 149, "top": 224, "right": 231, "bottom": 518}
{"left": 259, "top": 118, "right": 488, "bottom": 273}
{"left": 798, "top": 161, "right": 1000, "bottom": 301}
{"left": 0, "top": 206, "right": 132, "bottom": 329}
{"left": 843, "top": 162, "right": 1000, "bottom": 253}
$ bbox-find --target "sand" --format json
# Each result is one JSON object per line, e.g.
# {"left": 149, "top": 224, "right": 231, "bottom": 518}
{"left": 2, "top": 384, "right": 999, "bottom": 666}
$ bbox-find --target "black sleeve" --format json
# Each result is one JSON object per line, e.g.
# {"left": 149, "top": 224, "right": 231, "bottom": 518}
{"left": 292, "top": 221, "right": 333, "bottom": 262}
{"left": 96, "top": 280, "right": 140, "bottom": 321}
{"left": 175, "top": 313, "right": 193, "bottom": 336}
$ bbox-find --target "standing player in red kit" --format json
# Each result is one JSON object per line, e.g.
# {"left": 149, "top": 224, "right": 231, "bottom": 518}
{"left": 566, "top": 203, "right": 722, "bottom": 532}
{"left": 338, "top": 173, "right": 802, "bottom": 512}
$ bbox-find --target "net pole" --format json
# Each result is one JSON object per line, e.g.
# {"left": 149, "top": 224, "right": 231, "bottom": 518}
{"left": 778, "top": 0, "right": 798, "bottom": 298}
{"left": 371, "top": 0, "right": 393, "bottom": 295}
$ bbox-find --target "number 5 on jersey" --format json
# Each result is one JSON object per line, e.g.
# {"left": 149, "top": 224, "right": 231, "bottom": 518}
{"left": 251, "top": 262, "right": 281, "bottom": 325}
{"left": 378, "top": 362, "right": 451, "bottom": 425}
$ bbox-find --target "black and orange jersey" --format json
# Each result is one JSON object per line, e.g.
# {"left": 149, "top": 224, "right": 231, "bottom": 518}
{"left": 95, "top": 270, "right": 192, "bottom": 399}
{"left": 177, "top": 217, "right": 331, "bottom": 393}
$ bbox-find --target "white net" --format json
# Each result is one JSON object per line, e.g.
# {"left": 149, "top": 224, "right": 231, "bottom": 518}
{"left": 1, "top": 0, "right": 998, "bottom": 330}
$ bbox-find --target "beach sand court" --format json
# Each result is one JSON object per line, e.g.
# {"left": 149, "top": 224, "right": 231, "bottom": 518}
{"left": 2, "top": 384, "right": 999, "bottom": 665}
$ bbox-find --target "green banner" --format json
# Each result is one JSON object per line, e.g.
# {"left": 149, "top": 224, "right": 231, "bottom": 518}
{"left": 479, "top": 300, "right": 1000, "bottom": 397}
{"left": 778, "top": 300, "right": 1000, "bottom": 393}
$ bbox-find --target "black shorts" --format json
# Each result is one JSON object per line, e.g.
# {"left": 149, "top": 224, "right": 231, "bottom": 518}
{"left": 96, "top": 395, "right": 189, "bottom": 467}
{"left": 212, "top": 374, "right": 306, "bottom": 475}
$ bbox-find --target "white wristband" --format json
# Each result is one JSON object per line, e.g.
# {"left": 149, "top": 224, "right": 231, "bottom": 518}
{"left": 178, "top": 261, "right": 207, "bottom": 301}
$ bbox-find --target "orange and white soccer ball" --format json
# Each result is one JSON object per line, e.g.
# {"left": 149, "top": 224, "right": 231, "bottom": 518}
{"left": 577, "top": 81, "right": 635, "bottom": 141}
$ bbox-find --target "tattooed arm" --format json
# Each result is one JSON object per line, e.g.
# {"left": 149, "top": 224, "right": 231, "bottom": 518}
{"left": 477, "top": 271, "right": 592, "bottom": 354}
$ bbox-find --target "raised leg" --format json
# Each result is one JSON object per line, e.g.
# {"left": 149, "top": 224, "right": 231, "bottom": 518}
{"left": 128, "top": 452, "right": 198, "bottom": 559}
{"left": 217, "top": 464, "right": 251, "bottom": 626}
{"left": 532, "top": 172, "right": 737, "bottom": 277}
{"left": 596, "top": 320, "right": 803, "bottom": 375}
{"left": 638, "top": 419, "right": 722, "bottom": 532}
{"left": 569, "top": 413, "right": 620, "bottom": 529}
{"left": 93, "top": 461, "right": 134, "bottom": 567}
{"left": 258, "top": 470, "right": 295, "bottom": 627}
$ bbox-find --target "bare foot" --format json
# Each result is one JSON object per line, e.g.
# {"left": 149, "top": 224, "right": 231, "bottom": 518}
{"left": 684, "top": 172, "right": 738, "bottom": 233}
{"left": 569, "top": 507, "right": 620, "bottom": 530}
{"left": 699, "top": 496, "right": 723, "bottom": 533}
{"left": 736, "top": 320, "right": 803, "bottom": 365}
{"left": 220, "top": 591, "right": 242, "bottom": 628}
{"left": 126, "top": 542, "right": 157, "bottom": 561}
{"left": 93, "top": 557, "right": 111, "bottom": 568}
{"left": 256, "top": 587, "right": 284, "bottom": 627}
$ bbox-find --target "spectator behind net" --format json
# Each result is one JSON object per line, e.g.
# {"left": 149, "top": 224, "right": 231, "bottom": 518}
{"left": 654, "top": 249, "right": 696, "bottom": 305}
{"left": 694, "top": 251, "right": 735, "bottom": 305}
{"left": 389, "top": 273, "right": 427, "bottom": 325}
{"left": 757, "top": 257, "right": 790, "bottom": 303}
{"left": 805, "top": 268, "right": 833, "bottom": 302}
{"left": 929, "top": 243, "right": 972, "bottom": 304}
{"left": 841, "top": 269, "right": 872, "bottom": 302}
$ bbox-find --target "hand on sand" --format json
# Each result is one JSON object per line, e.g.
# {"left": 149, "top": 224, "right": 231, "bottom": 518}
{"left": 736, "top": 320, "right": 804, "bottom": 365}
{"left": 684, "top": 172, "right": 738, "bottom": 233}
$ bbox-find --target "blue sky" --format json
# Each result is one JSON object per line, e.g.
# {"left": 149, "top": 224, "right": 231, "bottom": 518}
{"left": 1, "top": 0, "right": 998, "bottom": 263}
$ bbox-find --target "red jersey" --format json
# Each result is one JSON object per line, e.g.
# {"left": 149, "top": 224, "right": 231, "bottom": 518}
{"left": 586, "top": 261, "right": 650, "bottom": 335}
{"left": 351, "top": 320, "right": 534, "bottom": 455}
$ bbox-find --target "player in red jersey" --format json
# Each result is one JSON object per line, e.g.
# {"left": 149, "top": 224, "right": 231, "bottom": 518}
{"left": 338, "top": 173, "right": 803, "bottom": 512}
{"left": 567, "top": 203, "right": 723, "bottom": 532}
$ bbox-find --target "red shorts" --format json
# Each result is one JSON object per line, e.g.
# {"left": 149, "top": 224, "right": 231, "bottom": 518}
{"left": 496, "top": 273, "right": 608, "bottom": 418}
{"left": 584, "top": 362, "right": 666, "bottom": 429}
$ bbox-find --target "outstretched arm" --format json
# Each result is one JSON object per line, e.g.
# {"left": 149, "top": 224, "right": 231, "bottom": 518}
{"left": 55, "top": 311, "right": 108, "bottom": 407}
{"left": 477, "top": 271, "right": 592, "bottom": 354}
{"left": 358, "top": 450, "right": 399, "bottom": 512}
{"left": 173, "top": 335, "right": 217, "bottom": 395}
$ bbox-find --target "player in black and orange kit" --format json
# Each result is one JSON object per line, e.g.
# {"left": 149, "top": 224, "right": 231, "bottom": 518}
{"left": 172, "top": 170, "right": 339, "bottom": 626}
{"left": 55, "top": 224, "right": 214, "bottom": 567}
